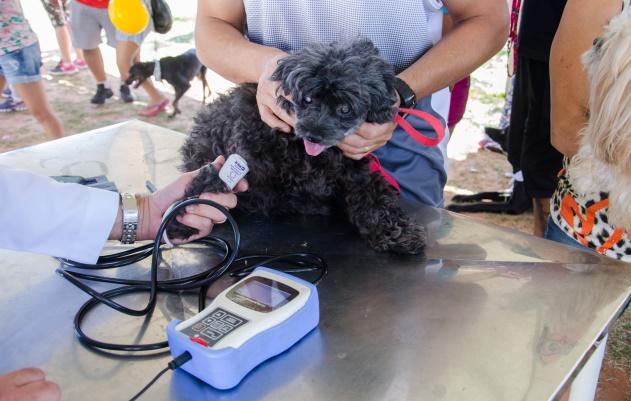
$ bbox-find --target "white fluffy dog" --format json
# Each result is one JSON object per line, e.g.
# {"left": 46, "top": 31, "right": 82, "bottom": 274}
{"left": 568, "top": 7, "right": 631, "bottom": 230}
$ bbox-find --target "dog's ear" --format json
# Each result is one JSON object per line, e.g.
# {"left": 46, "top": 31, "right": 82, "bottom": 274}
{"left": 362, "top": 57, "right": 398, "bottom": 124}
{"left": 344, "top": 38, "right": 398, "bottom": 124}
{"left": 270, "top": 54, "right": 304, "bottom": 99}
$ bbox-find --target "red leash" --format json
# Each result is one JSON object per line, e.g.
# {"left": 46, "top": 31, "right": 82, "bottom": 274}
{"left": 394, "top": 107, "right": 445, "bottom": 147}
{"left": 367, "top": 107, "right": 446, "bottom": 192}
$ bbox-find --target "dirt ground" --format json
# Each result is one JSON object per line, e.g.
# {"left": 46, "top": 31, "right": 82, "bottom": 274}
{"left": 2, "top": 2, "right": 630, "bottom": 399}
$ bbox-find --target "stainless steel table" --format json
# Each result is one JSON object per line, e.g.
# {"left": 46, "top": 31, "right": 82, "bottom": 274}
{"left": 1, "top": 120, "right": 630, "bottom": 401}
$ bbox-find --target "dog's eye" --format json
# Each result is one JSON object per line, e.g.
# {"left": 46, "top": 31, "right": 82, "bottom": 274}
{"left": 303, "top": 96, "right": 312, "bottom": 105}
{"left": 339, "top": 104, "right": 350, "bottom": 115}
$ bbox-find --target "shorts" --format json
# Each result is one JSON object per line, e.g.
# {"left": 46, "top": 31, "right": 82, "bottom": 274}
{"left": 374, "top": 95, "right": 448, "bottom": 207}
{"left": 507, "top": 54, "right": 563, "bottom": 198}
{"left": 543, "top": 218, "right": 591, "bottom": 252}
{"left": 40, "top": 0, "right": 69, "bottom": 28}
{"left": 0, "top": 42, "right": 42, "bottom": 85}
{"left": 70, "top": 0, "right": 152, "bottom": 50}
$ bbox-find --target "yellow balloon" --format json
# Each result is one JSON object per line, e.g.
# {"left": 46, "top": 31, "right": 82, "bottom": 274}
{"left": 108, "top": 0, "right": 150, "bottom": 35}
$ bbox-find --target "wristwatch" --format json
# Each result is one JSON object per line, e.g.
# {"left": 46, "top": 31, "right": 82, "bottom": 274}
{"left": 393, "top": 77, "right": 417, "bottom": 109}
{"left": 120, "top": 192, "right": 138, "bottom": 244}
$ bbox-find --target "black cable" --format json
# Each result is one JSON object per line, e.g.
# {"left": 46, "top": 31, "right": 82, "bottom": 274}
{"left": 56, "top": 197, "right": 327, "bottom": 352}
{"left": 129, "top": 366, "right": 169, "bottom": 401}
{"left": 128, "top": 352, "right": 192, "bottom": 401}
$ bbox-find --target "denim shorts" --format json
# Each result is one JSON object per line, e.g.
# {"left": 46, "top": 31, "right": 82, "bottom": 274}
{"left": 0, "top": 42, "right": 41, "bottom": 85}
{"left": 543, "top": 217, "right": 592, "bottom": 252}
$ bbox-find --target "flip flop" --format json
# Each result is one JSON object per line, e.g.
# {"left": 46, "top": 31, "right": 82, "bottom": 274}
{"left": 139, "top": 98, "right": 169, "bottom": 117}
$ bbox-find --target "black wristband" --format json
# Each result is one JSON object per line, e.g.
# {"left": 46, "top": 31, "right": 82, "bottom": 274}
{"left": 393, "top": 77, "right": 417, "bottom": 109}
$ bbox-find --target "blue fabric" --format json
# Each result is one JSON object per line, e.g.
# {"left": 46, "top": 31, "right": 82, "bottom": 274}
{"left": 243, "top": 0, "right": 449, "bottom": 207}
{"left": 0, "top": 42, "right": 41, "bottom": 84}
{"left": 374, "top": 96, "right": 448, "bottom": 207}
{"left": 544, "top": 217, "right": 591, "bottom": 251}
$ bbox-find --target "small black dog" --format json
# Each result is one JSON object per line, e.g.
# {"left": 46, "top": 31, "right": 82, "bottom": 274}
{"left": 125, "top": 49, "right": 209, "bottom": 118}
{"left": 168, "top": 39, "right": 426, "bottom": 254}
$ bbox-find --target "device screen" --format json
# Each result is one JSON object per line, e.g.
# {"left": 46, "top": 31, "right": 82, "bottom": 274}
{"left": 227, "top": 276, "right": 299, "bottom": 312}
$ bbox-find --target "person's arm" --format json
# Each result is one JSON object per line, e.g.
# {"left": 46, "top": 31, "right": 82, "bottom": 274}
{"left": 400, "top": 0, "right": 508, "bottom": 99}
{"left": 549, "top": 0, "right": 621, "bottom": 157}
{"left": 339, "top": 0, "right": 509, "bottom": 159}
{"left": 0, "top": 156, "right": 247, "bottom": 265}
{"left": 195, "top": 0, "right": 294, "bottom": 132}
{"left": 109, "top": 156, "right": 248, "bottom": 244}
{"left": 195, "top": 0, "right": 282, "bottom": 84}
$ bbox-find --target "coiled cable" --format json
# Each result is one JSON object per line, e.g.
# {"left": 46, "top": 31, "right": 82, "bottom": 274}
{"left": 56, "top": 197, "right": 326, "bottom": 352}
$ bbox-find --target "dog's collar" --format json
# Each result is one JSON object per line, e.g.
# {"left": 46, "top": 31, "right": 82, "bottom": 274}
{"left": 154, "top": 59, "right": 162, "bottom": 82}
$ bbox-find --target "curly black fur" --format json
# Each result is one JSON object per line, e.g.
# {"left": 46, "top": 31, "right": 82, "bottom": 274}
{"left": 168, "top": 38, "right": 426, "bottom": 254}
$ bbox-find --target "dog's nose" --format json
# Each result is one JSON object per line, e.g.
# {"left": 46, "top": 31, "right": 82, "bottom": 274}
{"left": 306, "top": 135, "right": 322, "bottom": 144}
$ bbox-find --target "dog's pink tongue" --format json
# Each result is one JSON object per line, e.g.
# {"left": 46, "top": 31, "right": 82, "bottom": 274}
{"left": 303, "top": 139, "right": 326, "bottom": 156}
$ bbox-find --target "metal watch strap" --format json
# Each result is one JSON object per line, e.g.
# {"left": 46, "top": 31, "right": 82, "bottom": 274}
{"left": 121, "top": 192, "right": 138, "bottom": 244}
{"left": 393, "top": 77, "right": 417, "bottom": 109}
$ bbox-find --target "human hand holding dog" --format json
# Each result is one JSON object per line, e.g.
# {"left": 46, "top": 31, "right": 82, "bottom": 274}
{"left": 257, "top": 53, "right": 296, "bottom": 133}
{"left": 337, "top": 95, "right": 401, "bottom": 160}
{"left": 109, "top": 156, "right": 248, "bottom": 244}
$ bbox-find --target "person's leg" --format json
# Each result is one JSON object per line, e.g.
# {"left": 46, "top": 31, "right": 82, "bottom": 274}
{"left": 75, "top": 48, "right": 85, "bottom": 64}
{"left": 115, "top": 41, "right": 137, "bottom": 103}
{"left": 533, "top": 198, "right": 550, "bottom": 237}
{"left": 58, "top": 0, "right": 85, "bottom": 65}
{"left": 83, "top": 47, "right": 113, "bottom": 105}
{"left": 0, "top": 74, "right": 26, "bottom": 112}
{"left": 41, "top": 0, "right": 76, "bottom": 73}
{"left": 54, "top": 25, "right": 73, "bottom": 65}
{"left": 2, "top": 43, "right": 64, "bottom": 139}
{"left": 13, "top": 81, "right": 64, "bottom": 139}
{"left": 0, "top": 74, "right": 9, "bottom": 111}
{"left": 520, "top": 57, "right": 563, "bottom": 237}
{"left": 83, "top": 47, "right": 107, "bottom": 82}
{"left": 116, "top": 41, "right": 166, "bottom": 106}
{"left": 69, "top": 1, "right": 113, "bottom": 104}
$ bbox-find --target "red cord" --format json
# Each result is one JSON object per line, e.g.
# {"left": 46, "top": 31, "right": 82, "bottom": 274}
{"left": 394, "top": 107, "right": 445, "bottom": 147}
{"left": 365, "top": 107, "right": 445, "bottom": 191}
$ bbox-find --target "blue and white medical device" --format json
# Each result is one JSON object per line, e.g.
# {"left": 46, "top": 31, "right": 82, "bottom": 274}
{"left": 166, "top": 267, "right": 319, "bottom": 389}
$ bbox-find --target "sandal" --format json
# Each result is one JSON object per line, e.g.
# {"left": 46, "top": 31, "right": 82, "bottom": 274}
{"left": 139, "top": 98, "right": 169, "bottom": 117}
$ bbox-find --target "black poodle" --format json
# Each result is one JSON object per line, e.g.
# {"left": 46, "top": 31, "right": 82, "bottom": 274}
{"left": 168, "top": 39, "right": 426, "bottom": 254}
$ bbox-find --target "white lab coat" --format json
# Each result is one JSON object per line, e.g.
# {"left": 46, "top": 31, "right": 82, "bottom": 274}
{"left": 0, "top": 166, "right": 119, "bottom": 264}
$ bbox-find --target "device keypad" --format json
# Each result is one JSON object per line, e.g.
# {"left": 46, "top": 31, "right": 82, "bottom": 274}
{"left": 181, "top": 307, "right": 248, "bottom": 347}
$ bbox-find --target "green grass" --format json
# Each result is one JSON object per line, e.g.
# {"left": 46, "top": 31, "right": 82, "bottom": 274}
{"left": 608, "top": 308, "right": 631, "bottom": 378}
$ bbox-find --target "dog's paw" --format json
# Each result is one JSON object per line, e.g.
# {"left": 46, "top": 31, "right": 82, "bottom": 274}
{"left": 166, "top": 220, "right": 198, "bottom": 242}
{"left": 368, "top": 218, "right": 426, "bottom": 255}
{"left": 166, "top": 164, "right": 231, "bottom": 240}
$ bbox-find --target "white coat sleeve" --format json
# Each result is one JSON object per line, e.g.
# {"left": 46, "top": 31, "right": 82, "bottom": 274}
{"left": 0, "top": 166, "right": 119, "bottom": 264}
